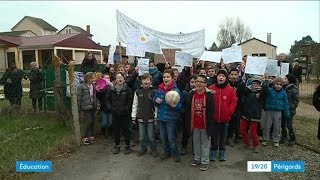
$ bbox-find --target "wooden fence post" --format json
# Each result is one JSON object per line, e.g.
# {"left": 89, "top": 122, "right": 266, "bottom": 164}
{"left": 53, "top": 54, "right": 66, "bottom": 123}
{"left": 68, "top": 61, "right": 81, "bottom": 146}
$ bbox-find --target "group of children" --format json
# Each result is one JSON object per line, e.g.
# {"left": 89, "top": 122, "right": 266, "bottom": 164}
{"left": 76, "top": 58, "right": 300, "bottom": 171}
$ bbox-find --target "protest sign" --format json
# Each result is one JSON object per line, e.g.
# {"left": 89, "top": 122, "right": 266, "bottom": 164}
{"left": 175, "top": 51, "right": 193, "bottom": 67}
{"left": 138, "top": 58, "right": 150, "bottom": 76}
{"left": 222, "top": 46, "right": 242, "bottom": 64}
{"left": 200, "top": 51, "right": 222, "bottom": 63}
{"left": 265, "top": 59, "right": 279, "bottom": 76}
{"left": 245, "top": 56, "right": 268, "bottom": 75}
{"left": 108, "top": 45, "right": 116, "bottom": 65}
{"left": 279, "top": 63, "right": 290, "bottom": 77}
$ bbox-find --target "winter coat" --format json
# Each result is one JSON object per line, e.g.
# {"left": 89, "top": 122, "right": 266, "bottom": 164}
{"left": 107, "top": 84, "right": 133, "bottom": 117}
{"left": 185, "top": 89, "right": 215, "bottom": 137}
{"left": 229, "top": 80, "right": 244, "bottom": 117}
{"left": 96, "top": 88, "right": 111, "bottom": 113}
{"left": 239, "top": 84, "right": 269, "bottom": 121}
{"left": 265, "top": 87, "right": 290, "bottom": 118}
{"left": 77, "top": 83, "right": 96, "bottom": 111}
{"left": 149, "top": 67, "right": 163, "bottom": 89}
{"left": 153, "top": 83, "right": 183, "bottom": 122}
{"left": 0, "top": 69, "right": 26, "bottom": 99}
{"left": 28, "top": 68, "right": 44, "bottom": 99}
{"left": 131, "top": 86, "right": 156, "bottom": 123}
{"left": 293, "top": 65, "right": 303, "bottom": 83}
{"left": 182, "top": 84, "right": 192, "bottom": 114}
{"left": 313, "top": 85, "right": 320, "bottom": 112}
{"left": 284, "top": 84, "right": 300, "bottom": 115}
{"left": 208, "top": 83, "right": 238, "bottom": 123}
{"left": 207, "top": 76, "right": 217, "bottom": 87}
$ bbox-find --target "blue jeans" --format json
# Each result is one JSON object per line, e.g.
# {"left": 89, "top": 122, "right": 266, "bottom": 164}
{"left": 139, "top": 122, "right": 156, "bottom": 151}
{"left": 84, "top": 110, "right": 95, "bottom": 138}
{"left": 159, "top": 121, "right": 179, "bottom": 157}
{"left": 101, "top": 112, "right": 112, "bottom": 128}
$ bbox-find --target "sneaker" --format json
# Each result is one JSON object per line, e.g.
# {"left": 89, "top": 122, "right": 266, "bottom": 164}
{"left": 124, "top": 146, "right": 132, "bottom": 154}
{"left": 253, "top": 146, "right": 259, "bottom": 153}
{"left": 191, "top": 160, "right": 200, "bottom": 167}
{"left": 173, "top": 156, "right": 181, "bottom": 162}
{"left": 151, "top": 150, "right": 159, "bottom": 157}
{"left": 261, "top": 141, "right": 268, "bottom": 146}
{"left": 180, "top": 148, "right": 187, "bottom": 155}
{"left": 199, "top": 164, "right": 209, "bottom": 171}
{"left": 137, "top": 149, "right": 147, "bottom": 157}
{"left": 82, "top": 138, "right": 91, "bottom": 145}
{"left": 129, "top": 143, "right": 135, "bottom": 147}
{"left": 112, "top": 145, "right": 120, "bottom": 154}
{"left": 273, "top": 142, "right": 280, "bottom": 147}
{"left": 160, "top": 153, "right": 170, "bottom": 160}
{"left": 243, "top": 144, "right": 251, "bottom": 150}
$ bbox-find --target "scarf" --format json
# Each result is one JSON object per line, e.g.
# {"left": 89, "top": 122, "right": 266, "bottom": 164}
{"left": 158, "top": 82, "right": 175, "bottom": 94}
{"left": 216, "top": 80, "right": 229, "bottom": 89}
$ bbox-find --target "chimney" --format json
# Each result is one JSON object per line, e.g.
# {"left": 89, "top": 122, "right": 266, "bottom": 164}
{"left": 267, "top": 33, "right": 271, "bottom": 44}
{"left": 86, "top": 25, "right": 91, "bottom": 34}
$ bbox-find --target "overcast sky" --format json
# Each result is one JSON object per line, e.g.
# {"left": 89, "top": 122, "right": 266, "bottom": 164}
{"left": 0, "top": 1, "right": 319, "bottom": 54}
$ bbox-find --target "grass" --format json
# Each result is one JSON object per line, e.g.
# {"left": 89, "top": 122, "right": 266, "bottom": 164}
{"left": 300, "top": 96, "right": 314, "bottom": 106}
{"left": 0, "top": 112, "right": 75, "bottom": 179}
{"left": 294, "top": 115, "right": 320, "bottom": 153}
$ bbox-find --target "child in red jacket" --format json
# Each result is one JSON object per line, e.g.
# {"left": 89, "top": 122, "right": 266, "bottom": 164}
{"left": 208, "top": 69, "right": 238, "bottom": 161}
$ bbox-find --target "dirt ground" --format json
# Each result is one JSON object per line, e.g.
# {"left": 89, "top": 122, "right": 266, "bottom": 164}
{"left": 33, "top": 138, "right": 271, "bottom": 180}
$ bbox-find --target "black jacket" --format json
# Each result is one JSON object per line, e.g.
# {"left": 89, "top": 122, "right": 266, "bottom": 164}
{"left": 284, "top": 84, "right": 300, "bottom": 115}
{"left": 313, "top": 85, "right": 320, "bottom": 112}
{"left": 240, "top": 85, "right": 268, "bottom": 121}
{"left": 96, "top": 88, "right": 111, "bottom": 113}
{"left": 107, "top": 84, "right": 133, "bottom": 116}
{"left": 185, "top": 90, "right": 215, "bottom": 137}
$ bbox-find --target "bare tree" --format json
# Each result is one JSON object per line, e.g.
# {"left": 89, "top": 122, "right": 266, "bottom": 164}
{"left": 217, "top": 17, "right": 252, "bottom": 48}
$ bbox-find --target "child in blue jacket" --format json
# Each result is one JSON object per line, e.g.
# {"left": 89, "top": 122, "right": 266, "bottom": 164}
{"left": 154, "top": 69, "right": 183, "bottom": 162}
{"left": 262, "top": 77, "right": 290, "bottom": 147}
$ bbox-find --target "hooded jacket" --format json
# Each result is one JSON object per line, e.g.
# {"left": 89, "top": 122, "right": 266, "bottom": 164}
{"left": 265, "top": 87, "right": 290, "bottom": 118}
{"left": 208, "top": 82, "right": 238, "bottom": 123}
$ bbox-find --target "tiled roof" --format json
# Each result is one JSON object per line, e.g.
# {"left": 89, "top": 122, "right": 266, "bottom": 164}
{"left": 58, "top": 25, "right": 93, "bottom": 36}
{"left": 12, "top": 16, "right": 57, "bottom": 31}
{"left": 0, "top": 30, "right": 36, "bottom": 36}
{"left": 238, "top": 37, "right": 277, "bottom": 48}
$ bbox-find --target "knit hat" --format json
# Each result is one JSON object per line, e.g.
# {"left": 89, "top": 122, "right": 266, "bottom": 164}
{"left": 217, "top": 69, "right": 228, "bottom": 78}
{"left": 251, "top": 75, "right": 262, "bottom": 85}
{"left": 273, "top": 77, "right": 284, "bottom": 84}
{"left": 285, "top": 74, "right": 297, "bottom": 85}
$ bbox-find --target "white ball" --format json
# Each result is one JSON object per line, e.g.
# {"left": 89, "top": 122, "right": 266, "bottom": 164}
{"left": 165, "top": 90, "right": 180, "bottom": 105}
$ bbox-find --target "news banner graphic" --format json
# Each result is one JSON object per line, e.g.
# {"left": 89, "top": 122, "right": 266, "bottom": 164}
{"left": 247, "top": 161, "right": 305, "bottom": 173}
{"left": 16, "top": 161, "right": 52, "bottom": 173}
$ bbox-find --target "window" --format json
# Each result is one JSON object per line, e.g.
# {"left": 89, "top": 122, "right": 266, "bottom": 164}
{"left": 66, "top": 28, "right": 71, "bottom": 34}
{"left": 252, "top": 53, "right": 259, "bottom": 57}
{"left": 259, "top": 53, "right": 266, "bottom": 57}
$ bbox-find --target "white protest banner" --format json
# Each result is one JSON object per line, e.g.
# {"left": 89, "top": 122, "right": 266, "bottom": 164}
{"left": 126, "top": 28, "right": 146, "bottom": 57}
{"left": 175, "top": 51, "right": 193, "bottom": 67}
{"left": 280, "top": 63, "right": 290, "bottom": 77}
{"left": 200, "top": 51, "right": 222, "bottom": 63}
{"left": 265, "top": 59, "right": 278, "bottom": 76}
{"left": 126, "top": 44, "right": 146, "bottom": 57}
{"left": 145, "top": 36, "right": 162, "bottom": 54}
{"left": 245, "top": 56, "right": 268, "bottom": 75}
{"left": 116, "top": 10, "right": 205, "bottom": 57}
{"left": 222, "top": 46, "right": 243, "bottom": 64}
{"left": 108, "top": 45, "right": 116, "bottom": 65}
{"left": 138, "top": 58, "right": 149, "bottom": 76}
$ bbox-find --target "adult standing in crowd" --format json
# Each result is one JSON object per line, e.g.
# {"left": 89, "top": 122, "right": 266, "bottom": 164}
{"left": 313, "top": 85, "right": 320, "bottom": 140}
{"left": 293, "top": 60, "right": 303, "bottom": 85}
{"left": 80, "top": 52, "right": 98, "bottom": 73}
{"left": 278, "top": 53, "right": 293, "bottom": 74}
{"left": 28, "top": 62, "right": 44, "bottom": 112}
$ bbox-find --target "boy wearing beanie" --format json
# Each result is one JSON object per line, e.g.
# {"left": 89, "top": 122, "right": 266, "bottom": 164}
{"left": 282, "top": 74, "right": 300, "bottom": 146}
{"left": 262, "top": 77, "right": 290, "bottom": 147}
{"left": 208, "top": 69, "right": 238, "bottom": 161}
